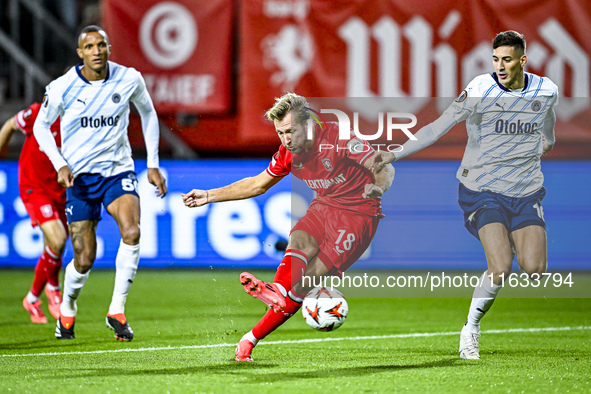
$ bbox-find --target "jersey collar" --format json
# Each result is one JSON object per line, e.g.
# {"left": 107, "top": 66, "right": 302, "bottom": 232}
{"left": 491, "top": 72, "right": 529, "bottom": 92}
{"left": 75, "top": 62, "right": 111, "bottom": 84}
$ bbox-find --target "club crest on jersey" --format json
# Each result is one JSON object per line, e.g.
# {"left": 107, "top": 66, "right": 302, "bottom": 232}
{"left": 112, "top": 93, "right": 121, "bottom": 103}
{"left": 40, "top": 204, "right": 53, "bottom": 218}
{"left": 321, "top": 158, "right": 333, "bottom": 172}
{"left": 455, "top": 90, "right": 468, "bottom": 102}
{"left": 531, "top": 100, "right": 541, "bottom": 112}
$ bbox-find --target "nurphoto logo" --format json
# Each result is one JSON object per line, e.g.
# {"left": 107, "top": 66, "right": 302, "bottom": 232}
{"left": 306, "top": 106, "right": 417, "bottom": 153}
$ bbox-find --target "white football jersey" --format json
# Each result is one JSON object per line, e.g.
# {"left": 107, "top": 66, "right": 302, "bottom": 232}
{"left": 397, "top": 72, "right": 558, "bottom": 198}
{"left": 35, "top": 61, "right": 160, "bottom": 177}
{"left": 452, "top": 73, "right": 558, "bottom": 197}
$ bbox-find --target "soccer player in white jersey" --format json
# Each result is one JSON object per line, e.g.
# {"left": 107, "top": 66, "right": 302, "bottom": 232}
{"left": 33, "top": 25, "right": 167, "bottom": 341}
{"left": 372, "top": 30, "right": 558, "bottom": 359}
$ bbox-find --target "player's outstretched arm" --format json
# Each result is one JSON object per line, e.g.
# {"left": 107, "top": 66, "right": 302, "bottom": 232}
{"left": 182, "top": 170, "right": 282, "bottom": 208}
{"left": 370, "top": 99, "right": 467, "bottom": 173}
{"left": 0, "top": 116, "right": 17, "bottom": 151}
{"left": 148, "top": 168, "right": 167, "bottom": 198}
{"left": 181, "top": 189, "right": 208, "bottom": 208}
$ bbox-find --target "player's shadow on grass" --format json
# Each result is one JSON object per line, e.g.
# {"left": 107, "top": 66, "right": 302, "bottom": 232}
{"left": 205, "top": 358, "right": 461, "bottom": 380}
{"left": 0, "top": 334, "right": 126, "bottom": 351}
{"left": 43, "top": 358, "right": 458, "bottom": 380}
{"left": 105, "top": 358, "right": 462, "bottom": 382}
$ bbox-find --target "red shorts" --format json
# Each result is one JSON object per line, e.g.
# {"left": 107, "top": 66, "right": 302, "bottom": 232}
{"left": 291, "top": 202, "right": 381, "bottom": 276}
{"left": 21, "top": 193, "right": 67, "bottom": 230}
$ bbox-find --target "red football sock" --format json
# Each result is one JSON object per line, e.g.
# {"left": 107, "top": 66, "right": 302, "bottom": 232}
{"left": 43, "top": 246, "right": 62, "bottom": 287}
{"left": 273, "top": 249, "right": 308, "bottom": 292}
{"left": 30, "top": 258, "right": 47, "bottom": 297}
{"left": 252, "top": 293, "right": 305, "bottom": 340}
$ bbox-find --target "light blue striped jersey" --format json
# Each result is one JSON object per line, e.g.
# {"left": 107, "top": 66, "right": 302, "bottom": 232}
{"left": 449, "top": 72, "right": 558, "bottom": 197}
{"left": 37, "top": 61, "right": 159, "bottom": 177}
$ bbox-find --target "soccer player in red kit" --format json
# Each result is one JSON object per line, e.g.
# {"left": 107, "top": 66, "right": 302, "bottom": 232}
{"left": 182, "top": 93, "right": 395, "bottom": 361}
{"left": 0, "top": 103, "right": 67, "bottom": 323}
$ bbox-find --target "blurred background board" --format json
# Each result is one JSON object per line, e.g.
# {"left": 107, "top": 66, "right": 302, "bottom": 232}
{"left": 0, "top": 159, "right": 588, "bottom": 270}
{"left": 0, "top": 0, "right": 589, "bottom": 158}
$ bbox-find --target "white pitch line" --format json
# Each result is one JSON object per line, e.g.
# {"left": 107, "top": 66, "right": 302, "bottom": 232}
{"left": 2, "top": 325, "right": 589, "bottom": 358}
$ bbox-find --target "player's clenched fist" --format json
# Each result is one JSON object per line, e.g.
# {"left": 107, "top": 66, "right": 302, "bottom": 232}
{"left": 182, "top": 189, "right": 209, "bottom": 207}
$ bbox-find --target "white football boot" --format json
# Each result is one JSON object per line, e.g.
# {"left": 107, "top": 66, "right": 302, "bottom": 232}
{"left": 459, "top": 324, "right": 481, "bottom": 359}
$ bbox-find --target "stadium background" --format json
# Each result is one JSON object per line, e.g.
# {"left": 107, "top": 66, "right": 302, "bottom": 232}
{"left": 0, "top": 0, "right": 589, "bottom": 271}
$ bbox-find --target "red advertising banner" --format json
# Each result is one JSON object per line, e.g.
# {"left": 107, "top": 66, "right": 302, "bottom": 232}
{"left": 102, "top": 0, "right": 233, "bottom": 114}
{"left": 239, "top": 0, "right": 591, "bottom": 158}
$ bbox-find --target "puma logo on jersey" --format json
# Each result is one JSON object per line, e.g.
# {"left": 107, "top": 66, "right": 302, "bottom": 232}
{"left": 65, "top": 206, "right": 74, "bottom": 216}
{"left": 77, "top": 98, "right": 87, "bottom": 106}
{"left": 495, "top": 103, "right": 506, "bottom": 111}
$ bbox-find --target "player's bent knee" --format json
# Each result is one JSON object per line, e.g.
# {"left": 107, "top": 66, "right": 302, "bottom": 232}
{"left": 520, "top": 260, "right": 547, "bottom": 277}
{"left": 488, "top": 259, "right": 512, "bottom": 276}
{"left": 48, "top": 239, "right": 67, "bottom": 255}
{"left": 45, "top": 231, "right": 68, "bottom": 254}
{"left": 303, "top": 263, "right": 325, "bottom": 278}
{"left": 120, "top": 226, "right": 140, "bottom": 245}
{"left": 74, "top": 254, "right": 95, "bottom": 272}
{"left": 488, "top": 266, "right": 512, "bottom": 283}
{"left": 53, "top": 233, "right": 68, "bottom": 252}
{"left": 288, "top": 235, "right": 318, "bottom": 258}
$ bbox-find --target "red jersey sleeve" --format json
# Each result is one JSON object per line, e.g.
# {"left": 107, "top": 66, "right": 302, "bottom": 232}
{"left": 14, "top": 103, "right": 41, "bottom": 136}
{"left": 266, "top": 145, "right": 291, "bottom": 177}
{"left": 342, "top": 135, "right": 375, "bottom": 167}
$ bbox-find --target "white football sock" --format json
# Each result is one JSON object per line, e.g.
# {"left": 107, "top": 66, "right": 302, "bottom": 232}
{"left": 288, "top": 290, "right": 305, "bottom": 303}
{"left": 60, "top": 261, "right": 90, "bottom": 317}
{"left": 274, "top": 283, "right": 287, "bottom": 297}
{"left": 108, "top": 240, "right": 139, "bottom": 315}
{"left": 26, "top": 291, "right": 39, "bottom": 304}
{"left": 465, "top": 270, "right": 502, "bottom": 332}
{"left": 241, "top": 330, "right": 259, "bottom": 346}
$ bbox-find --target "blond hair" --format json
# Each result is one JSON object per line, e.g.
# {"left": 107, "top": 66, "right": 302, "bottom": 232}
{"left": 264, "top": 92, "right": 309, "bottom": 126}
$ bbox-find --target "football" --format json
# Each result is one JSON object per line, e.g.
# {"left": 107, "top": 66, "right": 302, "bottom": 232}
{"left": 302, "top": 287, "right": 348, "bottom": 331}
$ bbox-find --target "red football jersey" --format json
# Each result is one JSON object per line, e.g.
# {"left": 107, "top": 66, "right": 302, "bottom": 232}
{"left": 267, "top": 122, "right": 382, "bottom": 216}
{"left": 14, "top": 103, "right": 64, "bottom": 200}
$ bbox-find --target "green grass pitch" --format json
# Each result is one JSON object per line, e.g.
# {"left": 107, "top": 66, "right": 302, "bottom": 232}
{"left": 1, "top": 269, "right": 590, "bottom": 393}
